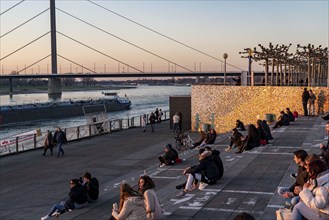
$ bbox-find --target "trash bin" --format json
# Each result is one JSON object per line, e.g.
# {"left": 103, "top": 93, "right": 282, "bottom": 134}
{"left": 265, "top": 114, "right": 276, "bottom": 123}
{"left": 202, "top": 123, "right": 211, "bottom": 132}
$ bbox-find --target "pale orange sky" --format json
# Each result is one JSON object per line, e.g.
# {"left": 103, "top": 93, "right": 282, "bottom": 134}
{"left": 0, "top": 0, "right": 328, "bottom": 75}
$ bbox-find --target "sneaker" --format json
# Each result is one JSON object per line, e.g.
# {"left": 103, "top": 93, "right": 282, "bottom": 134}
{"left": 51, "top": 210, "right": 61, "bottom": 217}
{"left": 198, "top": 182, "right": 208, "bottom": 190}
{"left": 41, "top": 215, "right": 49, "bottom": 220}
{"left": 159, "top": 163, "right": 166, "bottom": 168}
{"left": 290, "top": 173, "right": 297, "bottom": 179}
{"left": 176, "top": 191, "right": 186, "bottom": 197}
{"left": 225, "top": 146, "right": 232, "bottom": 152}
{"left": 175, "top": 183, "right": 185, "bottom": 190}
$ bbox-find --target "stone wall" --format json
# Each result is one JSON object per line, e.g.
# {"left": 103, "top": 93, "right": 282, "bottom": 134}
{"left": 170, "top": 96, "right": 191, "bottom": 131}
{"left": 191, "top": 86, "right": 329, "bottom": 133}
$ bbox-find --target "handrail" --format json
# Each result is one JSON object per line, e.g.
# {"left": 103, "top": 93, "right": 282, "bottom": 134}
{"left": 0, "top": 110, "right": 169, "bottom": 156}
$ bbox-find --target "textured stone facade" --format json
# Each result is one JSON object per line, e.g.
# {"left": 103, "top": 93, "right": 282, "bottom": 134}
{"left": 191, "top": 86, "right": 329, "bottom": 133}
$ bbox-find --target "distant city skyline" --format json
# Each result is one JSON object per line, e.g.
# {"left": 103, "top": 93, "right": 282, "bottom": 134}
{"left": 0, "top": 0, "right": 328, "bottom": 75}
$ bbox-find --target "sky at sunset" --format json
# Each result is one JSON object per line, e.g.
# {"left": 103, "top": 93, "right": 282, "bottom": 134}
{"left": 0, "top": 0, "right": 328, "bottom": 75}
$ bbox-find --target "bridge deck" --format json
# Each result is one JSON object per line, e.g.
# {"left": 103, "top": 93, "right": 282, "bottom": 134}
{"left": 0, "top": 116, "right": 327, "bottom": 220}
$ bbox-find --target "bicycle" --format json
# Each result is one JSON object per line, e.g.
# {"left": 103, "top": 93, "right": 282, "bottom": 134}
{"left": 174, "top": 130, "right": 194, "bottom": 151}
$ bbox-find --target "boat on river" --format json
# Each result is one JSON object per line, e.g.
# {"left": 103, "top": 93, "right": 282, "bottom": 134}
{"left": 0, "top": 92, "right": 131, "bottom": 125}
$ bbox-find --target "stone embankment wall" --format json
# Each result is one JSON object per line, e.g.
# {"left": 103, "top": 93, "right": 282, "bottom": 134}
{"left": 191, "top": 85, "right": 329, "bottom": 133}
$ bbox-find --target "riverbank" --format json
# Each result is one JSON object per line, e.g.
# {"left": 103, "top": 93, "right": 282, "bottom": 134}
{"left": 0, "top": 85, "right": 138, "bottom": 96}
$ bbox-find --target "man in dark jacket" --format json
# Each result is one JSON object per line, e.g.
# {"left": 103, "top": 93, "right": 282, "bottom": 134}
{"left": 159, "top": 145, "right": 177, "bottom": 167}
{"left": 176, "top": 148, "right": 219, "bottom": 197}
{"left": 302, "top": 88, "right": 310, "bottom": 116}
{"left": 55, "top": 127, "right": 67, "bottom": 158}
{"left": 277, "top": 150, "right": 308, "bottom": 207}
{"left": 205, "top": 147, "right": 224, "bottom": 180}
{"left": 81, "top": 172, "right": 99, "bottom": 202}
{"left": 273, "top": 111, "right": 290, "bottom": 129}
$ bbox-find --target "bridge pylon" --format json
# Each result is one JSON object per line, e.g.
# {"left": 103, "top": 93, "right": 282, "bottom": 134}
{"left": 48, "top": 78, "right": 62, "bottom": 99}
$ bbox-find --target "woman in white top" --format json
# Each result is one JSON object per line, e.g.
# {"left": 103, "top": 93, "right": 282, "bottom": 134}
{"left": 138, "top": 176, "right": 163, "bottom": 220}
{"left": 111, "top": 183, "right": 147, "bottom": 220}
{"left": 290, "top": 160, "right": 329, "bottom": 220}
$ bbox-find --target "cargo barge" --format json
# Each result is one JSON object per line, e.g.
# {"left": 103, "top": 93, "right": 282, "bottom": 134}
{"left": 0, "top": 92, "right": 131, "bottom": 125}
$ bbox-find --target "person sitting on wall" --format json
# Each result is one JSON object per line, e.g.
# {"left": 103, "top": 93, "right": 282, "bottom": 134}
{"left": 235, "top": 120, "right": 246, "bottom": 131}
{"left": 272, "top": 111, "right": 290, "bottom": 130}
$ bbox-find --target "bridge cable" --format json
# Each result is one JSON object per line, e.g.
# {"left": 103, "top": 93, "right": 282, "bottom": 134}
{"left": 57, "top": 54, "right": 96, "bottom": 74}
{"left": 87, "top": 0, "right": 244, "bottom": 71}
{"left": 0, "top": 8, "right": 49, "bottom": 38}
{"left": 0, "top": 0, "right": 25, "bottom": 16}
{"left": 56, "top": 8, "right": 194, "bottom": 73}
{"left": 17, "top": 54, "right": 51, "bottom": 73}
{"left": 0, "top": 31, "right": 50, "bottom": 61}
{"left": 57, "top": 31, "right": 144, "bottom": 73}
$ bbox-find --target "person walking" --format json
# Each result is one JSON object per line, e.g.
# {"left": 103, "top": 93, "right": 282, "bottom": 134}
{"left": 54, "top": 127, "right": 67, "bottom": 158}
{"left": 154, "top": 108, "right": 159, "bottom": 124}
{"left": 141, "top": 114, "right": 147, "bottom": 132}
{"left": 158, "top": 109, "right": 163, "bottom": 123}
{"left": 302, "top": 88, "right": 310, "bottom": 116}
{"left": 149, "top": 113, "right": 156, "bottom": 132}
{"left": 42, "top": 130, "right": 54, "bottom": 156}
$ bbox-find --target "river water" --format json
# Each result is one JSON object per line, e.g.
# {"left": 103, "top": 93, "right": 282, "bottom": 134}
{"left": 0, "top": 85, "right": 191, "bottom": 139}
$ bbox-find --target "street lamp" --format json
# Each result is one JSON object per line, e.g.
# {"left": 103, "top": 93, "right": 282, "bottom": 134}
{"left": 223, "top": 53, "right": 228, "bottom": 85}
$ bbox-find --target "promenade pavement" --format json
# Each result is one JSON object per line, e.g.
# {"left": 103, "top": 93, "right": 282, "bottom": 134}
{"left": 0, "top": 116, "right": 328, "bottom": 220}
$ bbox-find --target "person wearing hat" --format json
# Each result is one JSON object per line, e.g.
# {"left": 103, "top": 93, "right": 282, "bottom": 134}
{"left": 158, "top": 144, "right": 178, "bottom": 168}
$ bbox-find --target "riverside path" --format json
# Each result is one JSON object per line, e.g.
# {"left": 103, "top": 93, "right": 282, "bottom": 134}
{"left": 0, "top": 116, "right": 327, "bottom": 220}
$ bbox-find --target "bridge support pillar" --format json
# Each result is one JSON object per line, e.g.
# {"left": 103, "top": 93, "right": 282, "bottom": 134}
{"left": 48, "top": 78, "right": 62, "bottom": 99}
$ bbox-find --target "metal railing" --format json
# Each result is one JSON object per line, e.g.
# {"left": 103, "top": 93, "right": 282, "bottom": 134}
{"left": 0, "top": 110, "right": 169, "bottom": 156}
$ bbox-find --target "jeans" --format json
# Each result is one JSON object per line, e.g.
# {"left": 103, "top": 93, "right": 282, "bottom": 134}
{"left": 291, "top": 201, "right": 328, "bottom": 220}
{"left": 303, "top": 101, "right": 308, "bottom": 116}
{"left": 47, "top": 201, "right": 66, "bottom": 217}
{"left": 173, "top": 123, "right": 180, "bottom": 133}
{"left": 277, "top": 187, "right": 300, "bottom": 206}
{"left": 184, "top": 173, "right": 202, "bottom": 191}
{"left": 57, "top": 142, "right": 64, "bottom": 157}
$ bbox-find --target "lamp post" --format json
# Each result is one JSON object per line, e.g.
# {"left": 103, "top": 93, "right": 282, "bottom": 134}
{"left": 223, "top": 53, "right": 228, "bottom": 85}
